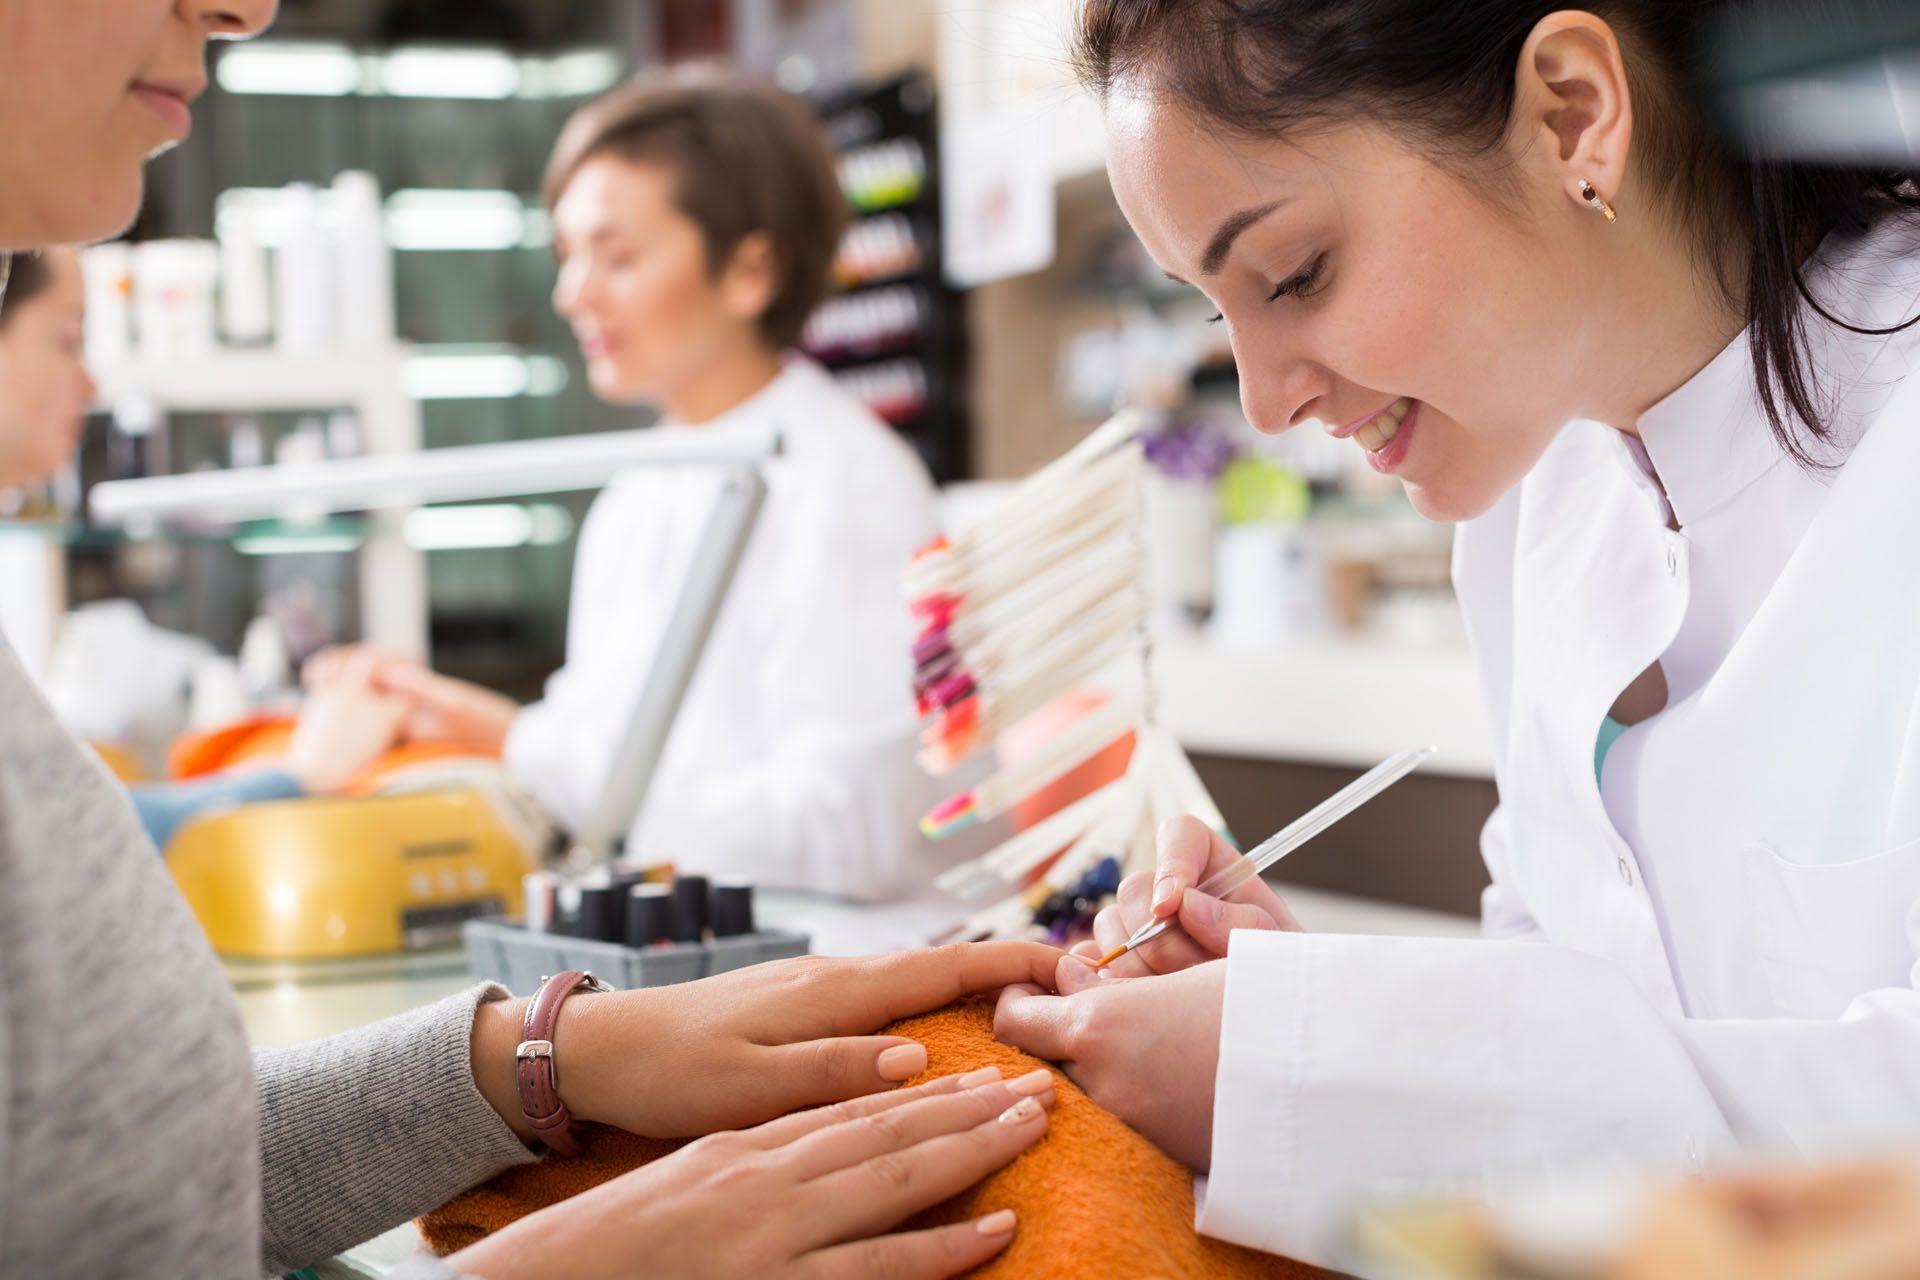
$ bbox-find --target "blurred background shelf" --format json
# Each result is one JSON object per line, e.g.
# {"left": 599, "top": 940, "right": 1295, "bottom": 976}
{"left": 1153, "top": 634, "right": 1494, "bottom": 779}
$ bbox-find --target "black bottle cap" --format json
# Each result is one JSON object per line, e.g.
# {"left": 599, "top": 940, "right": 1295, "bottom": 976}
{"left": 711, "top": 879, "right": 755, "bottom": 937}
{"left": 625, "top": 884, "right": 675, "bottom": 948}
{"left": 670, "top": 875, "right": 711, "bottom": 943}
{"left": 574, "top": 876, "right": 623, "bottom": 943}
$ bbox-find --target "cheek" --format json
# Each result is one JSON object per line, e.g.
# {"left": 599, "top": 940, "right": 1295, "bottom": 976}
{"left": 0, "top": 12, "right": 154, "bottom": 243}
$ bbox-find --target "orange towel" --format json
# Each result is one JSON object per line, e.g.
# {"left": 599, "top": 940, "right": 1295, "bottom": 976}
{"left": 165, "top": 714, "right": 495, "bottom": 795}
{"left": 420, "top": 1002, "right": 1323, "bottom": 1278}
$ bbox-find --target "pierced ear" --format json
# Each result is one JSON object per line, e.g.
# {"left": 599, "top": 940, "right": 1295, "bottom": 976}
{"left": 720, "top": 230, "right": 781, "bottom": 325}
{"left": 1515, "top": 12, "right": 1632, "bottom": 201}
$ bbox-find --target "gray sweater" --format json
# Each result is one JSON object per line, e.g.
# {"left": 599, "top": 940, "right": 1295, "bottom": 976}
{"left": 0, "top": 642, "right": 537, "bottom": 1277}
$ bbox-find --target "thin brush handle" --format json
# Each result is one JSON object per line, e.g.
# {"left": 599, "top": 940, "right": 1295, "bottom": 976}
{"left": 1107, "top": 746, "right": 1437, "bottom": 960}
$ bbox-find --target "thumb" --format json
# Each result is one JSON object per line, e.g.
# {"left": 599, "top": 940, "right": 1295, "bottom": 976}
{"left": 1178, "top": 888, "right": 1282, "bottom": 957}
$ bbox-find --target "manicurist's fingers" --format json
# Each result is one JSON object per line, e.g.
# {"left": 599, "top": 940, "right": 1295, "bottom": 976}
{"left": 1177, "top": 888, "right": 1286, "bottom": 956}
{"left": 1150, "top": 815, "right": 1235, "bottom": 917}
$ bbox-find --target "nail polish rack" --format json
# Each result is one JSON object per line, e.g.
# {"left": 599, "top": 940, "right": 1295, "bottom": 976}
{"left": 463, "top": 870, "right": 810, "bottom": 996}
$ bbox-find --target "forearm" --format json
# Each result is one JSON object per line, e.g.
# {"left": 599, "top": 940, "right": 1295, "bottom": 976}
{"left": 255, "top": 984, "right": 538, "bottom": 1274}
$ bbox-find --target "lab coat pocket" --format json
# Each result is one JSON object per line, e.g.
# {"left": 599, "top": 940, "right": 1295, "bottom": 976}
{"left": 1742, "top": 836, "right": 1920, "bottom": 1019}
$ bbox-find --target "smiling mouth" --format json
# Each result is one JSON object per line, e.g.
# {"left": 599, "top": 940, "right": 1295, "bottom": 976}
{"left": 1324, "top": 396, "right": 1413, "bottom": 452}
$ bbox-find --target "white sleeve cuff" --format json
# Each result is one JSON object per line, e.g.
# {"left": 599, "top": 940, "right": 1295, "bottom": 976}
{"left": 1198, "top": 930, "right": 1735, "bottom": 1269}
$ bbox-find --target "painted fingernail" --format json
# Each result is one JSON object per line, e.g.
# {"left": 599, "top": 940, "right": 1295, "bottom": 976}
{"left": 998, "top": 1096, "right": 1043, "bottom": 1125}
{"left": 976, "top": 1209, "right": 1017, "bottom": 1237}
{"left": 1007, "top": 1067, "right": 1053, "bottom": 1096}
{"left": 876, "top": 1043, "right": 928, "bottom": 1081}
{"left": 957, "top": 1066, "right": 1002, "bottom": 1088}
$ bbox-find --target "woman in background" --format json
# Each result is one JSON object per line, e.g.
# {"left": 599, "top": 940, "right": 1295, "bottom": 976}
{"left": 0, "top": 247, "right": 93, "bottom": 498}
{"left": 314, "top": 76, "right": 942, "bottom": 900}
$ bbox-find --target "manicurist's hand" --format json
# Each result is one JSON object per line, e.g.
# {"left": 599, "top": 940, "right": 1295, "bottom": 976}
{"left": 472, "top": 941, "right": 1067, "bottom": 1142}
{"left": 993, "top": 959, "right": 1226, "bottom": 1171}
{"left": 452, "top": 1067, "right": 1057, "bottom": 1280}
{"left": 1070, "top": 814, "right": 1301, "bottom": 980}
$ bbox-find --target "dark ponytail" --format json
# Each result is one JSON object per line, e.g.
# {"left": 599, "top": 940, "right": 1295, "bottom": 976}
{"left": 1076, "top": 0, "right": 1920, "bottom": 469}
{"left": 0, "top": 251, "right": 52, "bottom": 330}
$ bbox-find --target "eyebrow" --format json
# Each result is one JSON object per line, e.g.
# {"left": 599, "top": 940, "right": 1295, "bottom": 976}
{"left": 1189, "top": 199, "right": 1286, "bottom": 277}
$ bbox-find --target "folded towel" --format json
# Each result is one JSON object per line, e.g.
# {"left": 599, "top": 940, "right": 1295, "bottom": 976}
{"left": 419, "top": 1001, "right": 1322, "bottom": 1278}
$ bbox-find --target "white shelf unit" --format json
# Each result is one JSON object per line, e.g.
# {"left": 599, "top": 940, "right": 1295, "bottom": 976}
{"left": 92, "top": 345, "right": 429, "bottom": 655}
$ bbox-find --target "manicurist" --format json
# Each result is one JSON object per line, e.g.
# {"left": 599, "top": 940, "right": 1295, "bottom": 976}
{"left": 997, "top": 0, "right": 1920, "bottom": 1264}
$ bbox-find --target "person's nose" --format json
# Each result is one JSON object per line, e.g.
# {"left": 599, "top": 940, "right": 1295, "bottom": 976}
{"left": 1232, "top": 331, "right": 1330, "bottom": 436}
{"left": 178, "top": 0, "right": 278, "bottom": 40}
{"left": 552, "top": 262, "right": 587, "bottom": 323}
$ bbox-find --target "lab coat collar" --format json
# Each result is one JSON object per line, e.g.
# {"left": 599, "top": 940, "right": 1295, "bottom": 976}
{"left": 1632, "top": 219, "right": 1920, "bottom": 528}
{"left": 657, "top": 354, "right": 827, "bottom": 444}
{"left": 1632, "top": 327, "right": 1784, "bottom": 529}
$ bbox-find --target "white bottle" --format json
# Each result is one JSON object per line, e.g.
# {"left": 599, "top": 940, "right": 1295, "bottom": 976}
{"left": 133, "top": 239, "right": 220, "bottom": 358}
{"left": 331, "top": 171, "right": 395, "bottom": 350}
{"left": 275, "top": 183, "right": 334, "bottom": 354}
{"left": 217, "top": 194, "right": 274, "bottom": 345}
{"left": 80, "top": 243, "right": 134, "bottom": 372}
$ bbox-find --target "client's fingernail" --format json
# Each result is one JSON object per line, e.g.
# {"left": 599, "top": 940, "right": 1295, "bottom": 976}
{"left": 1060, "top": 956, "right": 1096, "bottom": 984}
{"left": 1007, "top": 1067, "right": 1053, "bottom": 1096}
{"left": 998, "top": 1096, "right": 1043, "bottom": 1125}
{"left": 976, "top": 1209, "right": 1017, "bottom": 1237}
{"left": 957, "top": 1065, "right": 1002, "bottom": 1088}
{"left": 876, "top": 1043, "right": 928, "bottom": 1081}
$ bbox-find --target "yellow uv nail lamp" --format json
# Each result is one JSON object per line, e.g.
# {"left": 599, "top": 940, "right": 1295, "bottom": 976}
{"left": 168, "top": 789, "right": 538, "bottom": 960}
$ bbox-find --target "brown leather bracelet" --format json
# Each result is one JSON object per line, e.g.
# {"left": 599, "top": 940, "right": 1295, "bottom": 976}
{"left": 515, "top": 969, "right": 611, "bottom": 1156}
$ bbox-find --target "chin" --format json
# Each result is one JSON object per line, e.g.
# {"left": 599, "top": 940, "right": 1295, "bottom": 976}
{"left": 68, "top": 165, "right": 146, "bottom": 245}
{"left": 1400, "top": 477, "right": 1501, "bottom": 525}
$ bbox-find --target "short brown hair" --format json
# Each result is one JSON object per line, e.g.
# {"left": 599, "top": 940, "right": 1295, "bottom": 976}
{"left": 543, "top": 72, "right": 848, "bottom": 351}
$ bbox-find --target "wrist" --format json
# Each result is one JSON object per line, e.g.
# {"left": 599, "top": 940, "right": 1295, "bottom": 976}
{"left": 545, "top": 986, "right": 656, "bottom": 1128}
{"left": 471, "top": 994, "right": 541, "bottom": 1145}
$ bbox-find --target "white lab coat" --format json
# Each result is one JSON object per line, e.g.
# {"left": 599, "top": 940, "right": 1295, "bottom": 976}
{"left": 504, "top": 357, "right": 946, "bottom": 900}
{"left": 1201, "top": 217, "right": 1920, "bottom": 1266}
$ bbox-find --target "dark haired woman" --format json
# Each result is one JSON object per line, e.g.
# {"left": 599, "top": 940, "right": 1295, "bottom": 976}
{"left": 996, "top": 1, "right": 1920, "bottom": 1265}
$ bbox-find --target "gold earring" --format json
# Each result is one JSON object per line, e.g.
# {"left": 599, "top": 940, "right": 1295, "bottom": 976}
{"left": 1579, "top": 179, "right": 1618, "bottom": 224}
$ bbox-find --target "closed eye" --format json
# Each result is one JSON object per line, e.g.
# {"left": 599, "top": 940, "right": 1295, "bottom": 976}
{"left": 1206, "top": 252, "right": 1330, "bottom": 324}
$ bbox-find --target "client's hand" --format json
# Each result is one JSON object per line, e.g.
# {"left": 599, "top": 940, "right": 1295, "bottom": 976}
{"left": 1071, "top": 814, "right": 1301, "bottom": 979}
{"left": 451, "top": 1068, "right": 1055, "bottom": 1280}
{"left": 281, "top": 654, "right": 408, "bottom": 793}
{"left": 1619, "top": 1160, "right": 1920, "bottom": 1280}
{"left": 307, "top": 644, "right": 517, "bottom": 753}
{"left": 993, "top": 960, "right": 1225, "bottom": 1171}
{"left": 472, "top": 941, "right": 1067, "bottom": 1142}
